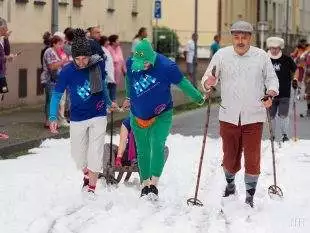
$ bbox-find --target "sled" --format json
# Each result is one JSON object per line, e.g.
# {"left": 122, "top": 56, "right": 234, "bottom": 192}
{"left": 98, "top": 143, "right": 169, "bottom": 184}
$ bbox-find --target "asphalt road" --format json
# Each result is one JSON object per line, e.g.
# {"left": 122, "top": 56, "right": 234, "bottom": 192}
{"left": 171, "top": 99, "right": 310, "bottom": 141}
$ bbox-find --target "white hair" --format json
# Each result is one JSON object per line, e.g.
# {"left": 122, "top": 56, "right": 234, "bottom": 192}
{"left": 266, "top": 37, "right": 285, "bottom": 49}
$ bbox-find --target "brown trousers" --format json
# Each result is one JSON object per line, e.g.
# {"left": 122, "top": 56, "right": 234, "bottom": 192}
{"left": 220, "top": 121, "right": 263, "bottom": 175}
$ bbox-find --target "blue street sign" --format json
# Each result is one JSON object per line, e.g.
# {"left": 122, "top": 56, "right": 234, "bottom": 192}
{"left": 154, "top": 0, "right": 161, "bottom": 19}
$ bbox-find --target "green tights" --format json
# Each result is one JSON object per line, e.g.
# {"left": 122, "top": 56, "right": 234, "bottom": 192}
{"left": 130, "top": 110, "right": 172, "bottom": 181}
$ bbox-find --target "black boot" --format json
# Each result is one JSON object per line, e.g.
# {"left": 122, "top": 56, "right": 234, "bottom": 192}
{"left": 282, "top": 134, "right": 289, "bottom": 142}
{"left": 245, "top": 187, "right": 256, "bottom": 208}
{"left": 82, "top": 177, "right": 89, "bottom": 189}
{"left": 149, "top": 185, "right": 159, "bottom": 196}
{"left": 140, "top": 186, "right": 149, "bottom": 197}
{"left": 245, "top": 196, "right": 254, "bottom": 208}
{"left": 223, "top": 184, "right": 236, "bottom": 197}
{"left": 148, "top": 185, "right": 159, "bottom": 200}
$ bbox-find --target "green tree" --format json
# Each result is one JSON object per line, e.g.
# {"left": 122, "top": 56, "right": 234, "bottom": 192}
{"left": 153, "top": 27, "right": 180, "bottom": 58}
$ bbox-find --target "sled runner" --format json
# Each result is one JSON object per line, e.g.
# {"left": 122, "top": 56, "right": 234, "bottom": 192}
{"left": 99, "top": 143, "right": 169, "bottom": 184}
{"left": 97, "top": 110, "right": 169, "bottom": 185}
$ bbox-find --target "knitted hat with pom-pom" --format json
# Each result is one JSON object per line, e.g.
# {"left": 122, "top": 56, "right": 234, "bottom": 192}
{"left": 71, "top": 28, "right": 92, "bottom": 58}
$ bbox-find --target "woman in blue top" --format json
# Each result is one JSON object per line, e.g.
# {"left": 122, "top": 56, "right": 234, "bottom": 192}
{"left": 49, "top": 29, "right": 117, "bottom": 196}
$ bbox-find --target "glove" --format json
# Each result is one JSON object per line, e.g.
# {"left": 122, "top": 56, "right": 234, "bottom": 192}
{"left": 115, "top": 157, "right": 122, "bottom": 167}
{"left": 292, "top": 79, "right": 298, "bottom": 89}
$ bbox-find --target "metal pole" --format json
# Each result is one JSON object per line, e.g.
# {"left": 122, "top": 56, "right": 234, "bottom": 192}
{"left": 260, "top": 28, "right": 264, "bottom": 49}
{"left": 217, "top": 0, "right": 222, "bottom": 37}
{"left": 187, "top": 91, "right": 212, "bottom": 207}
{"left": 285, "top": 0, "right": 289, "bottom": 49}
{"left": 51, "top": 0, "right": 58, "bottom": 34}
{"left": 256, "top": 0, "right": 261, "bottom": 48}
{"left": 193, "top": 0, "right": 198, "bottom": 88}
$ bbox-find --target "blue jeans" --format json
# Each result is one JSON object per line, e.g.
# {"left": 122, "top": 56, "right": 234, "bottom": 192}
{"left": 107, "top": 83, "right": 117, "bottom": 101}
{"left": 44, "top": 82, "right": 55, "bottom": 120}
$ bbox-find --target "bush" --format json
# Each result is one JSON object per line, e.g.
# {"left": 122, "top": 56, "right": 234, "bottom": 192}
{"left": 153, "top": 27, "right": 180, "bottom": 58}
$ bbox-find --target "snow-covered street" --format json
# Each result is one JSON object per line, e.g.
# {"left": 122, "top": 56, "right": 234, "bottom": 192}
{"left": 1, "top": 134, "right": 309, "bottom": 233}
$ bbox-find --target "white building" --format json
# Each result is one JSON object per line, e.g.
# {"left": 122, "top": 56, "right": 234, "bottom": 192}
{"left": 0, "top": 0, "right": 153, "bottom": 108}
{"left": 260, "top": 0, "right": 310, "bottom": 36}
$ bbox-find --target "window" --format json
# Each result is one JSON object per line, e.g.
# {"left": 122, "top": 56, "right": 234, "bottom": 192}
{"left": 264, "top": 0, "right": 268, "bottom": 21}
{"left": 18, "top": 69, "right": 27, "bottom": 98}
{"left": 34, "top": 0, "right": 46, "bottom": 6}
{"left": 288, "top": 6, "right": 292, "bottom": 31}
{"left": 59, "top": 0, "right": 69, "bottom": 6}
{"left": 132, "top": 0, "right": 138, "bottom": 16}
{"left": 278, "top": 3, "right": 284, "bottom": 32}
{"left": 299, "top": 0, "right": 303, "bottom": 9}
{"left": 273, "top": 2, "right": 276, "bottom": 31}
{"left": 15, "top": 0, "right": 28, "bottom": 3}
{"left": 107, "top": 0, "right": 115, "bottom": 12}
{"left": 7, "top": 0, "right": 12, "bottom": 22}
{"left": 73, "top": 0, "right": 82, "bottom": 7}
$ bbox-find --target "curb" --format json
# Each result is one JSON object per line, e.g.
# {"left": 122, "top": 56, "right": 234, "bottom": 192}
{"left": 0, "top": 97, "right": 220, "bottom": 159}
{"left": 0, "top": 119, "right": 123, "bottom": 159}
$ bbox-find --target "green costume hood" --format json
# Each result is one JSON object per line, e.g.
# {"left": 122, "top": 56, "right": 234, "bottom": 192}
{"left": 132, "top": 39, "right": 157, "bottom": 72}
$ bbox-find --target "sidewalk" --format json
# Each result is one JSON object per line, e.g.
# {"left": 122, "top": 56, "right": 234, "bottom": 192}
{"left": 0, "top": 104, "right": 129, "bottom": 159}
{"left": 0, "top": 87, "right": 208, "bottom": 158}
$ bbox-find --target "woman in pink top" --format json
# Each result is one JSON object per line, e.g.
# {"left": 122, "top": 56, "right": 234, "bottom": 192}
{"left": 107, "top": 35, "right": 126, "bottom": 89}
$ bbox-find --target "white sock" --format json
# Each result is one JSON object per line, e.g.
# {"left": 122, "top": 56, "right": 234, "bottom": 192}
{"left": 142, "top": 179, "right": 150, "bottom": 187}
{"left": 151, "top": 176, "right": 159, "bottom": 186}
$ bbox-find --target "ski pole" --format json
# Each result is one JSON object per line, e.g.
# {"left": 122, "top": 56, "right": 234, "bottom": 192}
{"left": 266, "top": 109, "right": 277, "bottom": 186}
{"left": 187, "top": 66, "right": 216, "bottom": 207}
{"left": 262, "top": 96, "right": 283, "bottom": 197}
{"left": 109, "top": 111, "right": 113, "bottom": 167}
{"left": 187, "top": 93, "right": 211, "bottom": 207}
{"left": 293, "top": 89, "right": 298, "bottom": 141}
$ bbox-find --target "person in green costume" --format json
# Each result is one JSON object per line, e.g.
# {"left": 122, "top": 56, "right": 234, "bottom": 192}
{"left": 122, "top": 39, "right": 204, "bottom": 199}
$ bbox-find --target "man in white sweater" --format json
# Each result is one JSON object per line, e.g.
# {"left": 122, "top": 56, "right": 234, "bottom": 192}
{"left": 201, "top": 21, "right": 279, "bottom": 207}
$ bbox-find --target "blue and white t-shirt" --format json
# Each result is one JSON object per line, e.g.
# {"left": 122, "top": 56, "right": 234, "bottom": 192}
{"left": 126, "top": 53, "right": 183, "bottom": 120}
{"left": 53, "top": 61, "right": 110, "bottom": 121}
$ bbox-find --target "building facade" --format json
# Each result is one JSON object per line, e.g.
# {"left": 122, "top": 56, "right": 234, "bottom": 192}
{"left": 260, "top": 0, "right": 310, "bottom": 35}
{"left": 0, "top": 0, "right": 153, "bottom": 108}
{"left": 220, "top": 0, "right": 258, "bottom": 45}
{"left": 156, "top": 0, "right": 218, "bottom": 47}
{"left": 259, "top": 0, "right": 310, "bottom": 48}
{"left": 157, "top": 0, "right": 259, "bottom": 47}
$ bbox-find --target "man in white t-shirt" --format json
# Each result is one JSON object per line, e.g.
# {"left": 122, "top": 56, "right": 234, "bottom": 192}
{"left": 184, "top": 33, "right": 198, "bottom": 84}
{"left": 99, "top": 35, "right": 116, "bottom": 101}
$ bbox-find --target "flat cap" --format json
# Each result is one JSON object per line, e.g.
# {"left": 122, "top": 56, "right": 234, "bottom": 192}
{"left": 230, "top": 21, "right": 253, "bottom": 34}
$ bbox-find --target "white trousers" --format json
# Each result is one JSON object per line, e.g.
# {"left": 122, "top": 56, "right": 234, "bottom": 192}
{"left": 70, "top": 116, "right": 107, "bottom": 173}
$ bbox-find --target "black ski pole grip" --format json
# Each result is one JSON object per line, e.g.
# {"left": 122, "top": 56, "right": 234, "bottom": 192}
{"left": 261, "top": 95, "right": 272, "bottom": 102}
{"left": 209, "top": 65, "right": 217, "bottom": 92}
{"left": 211, "top": 65, "right": 216, "bottom": 77}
